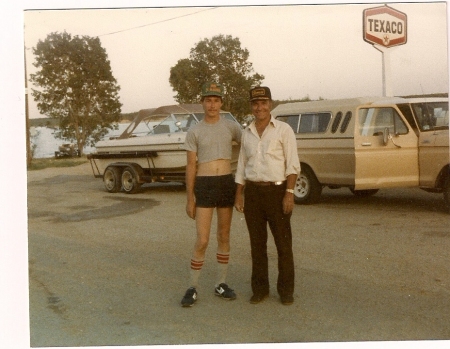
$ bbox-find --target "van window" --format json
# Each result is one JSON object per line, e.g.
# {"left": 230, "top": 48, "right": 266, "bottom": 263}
{"left": 331, "top": 112, "right": 342, "bottom": 133}
{"left": 299, "top": 113, "right": 331, "bottom": 133}
{"left": 359, "top": 107, "right": 408, "bottom": 136}
{"left": 410, "top": 102, "right": 449, "bottom": 131}
{"left": 340, "top": 111, "right": 352, "bottom": 133}
{"left": 277, "top": 115, "right": 300, "bottom": 133}
{"left": 397, "top": 104, "right": 419, "bottom": 136}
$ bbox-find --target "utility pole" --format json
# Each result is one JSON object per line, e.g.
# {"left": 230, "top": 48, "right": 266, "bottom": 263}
{"left": 25, "top": 46, "right": 32, "bottom": 167}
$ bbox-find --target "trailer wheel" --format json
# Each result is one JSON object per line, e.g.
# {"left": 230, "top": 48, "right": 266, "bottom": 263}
{"left": 103, "top": 166, "right": 122, "bottom": 193}
{"left": 294, "top": 166, "right": 322, "bottom": 205}
{"left": 443, "top": 176, "right": 450, "bottom": 213}
{"left": 349, "top": 188, "right": 379, "bottom": 197}
{"left": 121, "top": 166, "right": 142, "bottom": 194}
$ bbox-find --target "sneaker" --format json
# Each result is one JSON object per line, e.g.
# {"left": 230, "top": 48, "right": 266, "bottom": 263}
{"left": 181, "top": 287, "right": 197, "bottom": 307}
{"left": 214, "top": 283, "right": 237, "bottom": 300}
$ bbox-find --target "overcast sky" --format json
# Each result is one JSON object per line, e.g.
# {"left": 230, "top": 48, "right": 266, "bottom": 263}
{"left": 22, "top": 1, "right": 448, "bottom": 118}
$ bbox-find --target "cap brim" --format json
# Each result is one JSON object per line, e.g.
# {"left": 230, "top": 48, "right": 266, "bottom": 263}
{"left": 250, "top": 97, "right": 270, "bottom": 101}
{"left": 203, "top": 93, "right": 223, "bottom": 97}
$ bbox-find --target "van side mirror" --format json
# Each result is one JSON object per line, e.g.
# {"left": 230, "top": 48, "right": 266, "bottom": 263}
{"left": 383, "top": 127, "right": 389, "bottom": 145}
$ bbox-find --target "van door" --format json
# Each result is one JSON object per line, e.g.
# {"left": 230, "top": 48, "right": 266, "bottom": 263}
{"left": 354, "top": 105, "right": 419, "bottom": 189}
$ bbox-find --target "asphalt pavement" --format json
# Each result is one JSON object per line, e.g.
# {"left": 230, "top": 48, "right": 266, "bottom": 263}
{"left": 26, "top": 163, "right": 450, "bottom": 348}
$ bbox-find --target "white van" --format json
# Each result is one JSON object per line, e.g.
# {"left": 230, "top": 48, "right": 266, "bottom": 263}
{"left": 271, "top": 97, "right": 449, "bottom": 211}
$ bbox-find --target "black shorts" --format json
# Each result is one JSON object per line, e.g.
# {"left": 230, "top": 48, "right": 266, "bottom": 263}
{"left": 194, "top": 174, "right": 236, "bottom": 208}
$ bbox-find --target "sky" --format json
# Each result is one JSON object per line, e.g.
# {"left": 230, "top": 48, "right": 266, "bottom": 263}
{"left": 21, "top": 1, "right": 449, "bottom": 119}
{"left": 1, "top": 1, "right": 449, "bottom": 349}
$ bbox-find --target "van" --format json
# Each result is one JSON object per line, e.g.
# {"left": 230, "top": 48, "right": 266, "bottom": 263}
{"left": 271, "top": 97, "right": 449, "bottom": 211}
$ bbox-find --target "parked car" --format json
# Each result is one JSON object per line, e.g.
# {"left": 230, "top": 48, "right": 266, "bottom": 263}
{"left": 55, "top": 143, "right": 80, "bottom": 158}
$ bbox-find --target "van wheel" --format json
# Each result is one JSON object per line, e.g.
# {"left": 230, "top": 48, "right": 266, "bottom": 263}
{"left": 349, "top": 188, "right": 379, "bottom": 197}
{"left": 443, "top": 177, "right": 450, "bottom": 212}
{"left": 103, "top": 166, "right": 122, "bottom": 193}
{"left": 294, "top": 167, "right": 322, "bottom": 204}
{"left": 121, "top": 166, "right": 142, "bottom": 194}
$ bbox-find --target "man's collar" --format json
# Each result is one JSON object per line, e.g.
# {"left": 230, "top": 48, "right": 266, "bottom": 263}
{"left": 250, "top": 115, "right": 276, "bottom": 127}
{"left": 269, "top": 115, "right": 277, "bottom": 126}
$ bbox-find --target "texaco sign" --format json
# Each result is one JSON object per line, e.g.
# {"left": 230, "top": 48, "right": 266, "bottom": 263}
{"left": 363, "top": 5, "right": 407, "bottom": 47}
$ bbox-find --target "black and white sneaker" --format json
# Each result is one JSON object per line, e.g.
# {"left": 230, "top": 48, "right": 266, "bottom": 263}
{"left": 214, "top": 283, "right": 236, "bottom": 300}
{"left": 181, "top": 287, "right": 197, "bottom": 307}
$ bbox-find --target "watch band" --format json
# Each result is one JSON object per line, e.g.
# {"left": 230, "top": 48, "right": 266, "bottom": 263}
{"left": 286, "top": 189, "right": 294, "bottom": 194}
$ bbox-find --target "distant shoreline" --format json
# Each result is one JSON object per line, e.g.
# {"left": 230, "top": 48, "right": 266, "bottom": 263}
{"left": 28, "top": 92, "right": 448, "bottom": 127}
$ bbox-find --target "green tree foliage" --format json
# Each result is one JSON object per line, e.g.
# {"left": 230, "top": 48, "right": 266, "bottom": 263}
{"left": 169, "top": 34, "right": 264, "bottom": 120}
{"left": 30, "top": 31, "right": 122, "bottom": 154}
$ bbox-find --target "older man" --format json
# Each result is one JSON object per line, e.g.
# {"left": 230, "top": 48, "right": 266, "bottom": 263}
{"left": 234, "top": 86, "right": 300, "bottom": 305}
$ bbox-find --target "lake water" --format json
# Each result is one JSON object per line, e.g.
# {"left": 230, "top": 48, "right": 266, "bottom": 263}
{"left": 30, "top": 123, "right": 130, "bottom": 158}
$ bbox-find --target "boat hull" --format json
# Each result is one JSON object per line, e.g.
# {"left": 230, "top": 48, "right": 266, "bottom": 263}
{"left": 88, "top": 143, "right": 240, "bottom": 183}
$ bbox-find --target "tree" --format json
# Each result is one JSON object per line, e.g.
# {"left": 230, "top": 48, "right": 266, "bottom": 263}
{"left": 30, "top": 31, "right": 122, "bottom": 155}
{"left": 169, "top": 34, "right": 264, "bottom": 120}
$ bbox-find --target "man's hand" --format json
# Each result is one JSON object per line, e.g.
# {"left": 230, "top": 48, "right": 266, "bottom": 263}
{"left": 186, "top": 199, "right": 196, "bottom": 219}
{"left": 282, "top": 192, "right": 294, "bottom": 214}
{"left": 234, "top": 184, "right": 245, "bottom": 213}
{"left": 234, "top": 194, "right": 244, "bottom": 213}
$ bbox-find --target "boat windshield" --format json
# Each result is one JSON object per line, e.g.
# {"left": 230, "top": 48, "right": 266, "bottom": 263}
{"left": 143, "top": 112, "right": 238, "bottom": 135}
{"left": 193, "top": 112, "right": 236, "bottom": 123}
{"left": 149, "top": 113, "right": 196, "bottom": 134}
{"left": 128, "top": 111, "right": 239, "bottom": 137}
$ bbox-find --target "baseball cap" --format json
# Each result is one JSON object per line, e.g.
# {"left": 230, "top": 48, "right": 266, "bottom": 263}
{"left": 249, "top": 86, "right": 272, "bottom": 102}
{"left": 201, "top": 82, "right": 224, "bottom": 98}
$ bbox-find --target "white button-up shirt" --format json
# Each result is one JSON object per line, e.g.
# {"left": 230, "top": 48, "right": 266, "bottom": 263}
{"left": 235, "top": 116, "right": 300, "bottom": 185}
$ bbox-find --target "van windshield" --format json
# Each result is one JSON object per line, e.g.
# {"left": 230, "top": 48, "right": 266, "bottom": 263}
{"left": 410, "top": 102, "right": 449, "bottom": 131}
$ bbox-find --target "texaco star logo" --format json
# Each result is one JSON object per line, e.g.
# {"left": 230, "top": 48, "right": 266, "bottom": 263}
{"left": 383, "top": 35, "right": 390, "bottom": 46}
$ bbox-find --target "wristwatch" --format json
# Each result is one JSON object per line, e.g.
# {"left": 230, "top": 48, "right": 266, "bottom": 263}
{"left": 286, "top": 189, "right": 294, "bottom": 194}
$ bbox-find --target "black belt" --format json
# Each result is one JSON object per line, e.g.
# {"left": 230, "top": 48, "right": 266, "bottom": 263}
{"left": 248, "top": 181, "right": 285, "bottom": 187}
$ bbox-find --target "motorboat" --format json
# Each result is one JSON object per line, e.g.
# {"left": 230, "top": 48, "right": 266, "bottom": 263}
{"left": 88, "top": 104, "right": 241, "bottom": 193}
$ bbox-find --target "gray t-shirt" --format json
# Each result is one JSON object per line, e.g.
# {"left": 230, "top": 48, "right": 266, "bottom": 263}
{"left": 184, "top": 117, "right": 242, "bottom": 164}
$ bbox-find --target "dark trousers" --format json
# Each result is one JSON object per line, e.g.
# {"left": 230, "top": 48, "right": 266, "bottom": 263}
{"left": 244, "top": 182, "right": 295, "bottom": 297}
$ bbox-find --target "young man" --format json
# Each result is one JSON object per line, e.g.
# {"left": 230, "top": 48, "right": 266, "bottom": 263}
{"left": 181, "top": 82, "right": 242, "bottom": 307}
{"left": 234, "top": 86, "right": 300, "bottom": 305}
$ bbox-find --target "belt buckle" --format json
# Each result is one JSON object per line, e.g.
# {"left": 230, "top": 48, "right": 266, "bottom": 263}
{"left": 274, "top": 181, "right": 283, "bottom": 185}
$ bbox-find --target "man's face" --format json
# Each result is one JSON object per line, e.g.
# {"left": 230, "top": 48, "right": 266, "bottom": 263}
{"left": 202, "top": 96, "right": 223, "bottom": 118}
{"left": 251, "top": 99, "right": 272, "bottom": 121}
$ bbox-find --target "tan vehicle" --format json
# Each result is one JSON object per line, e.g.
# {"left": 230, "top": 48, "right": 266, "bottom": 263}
{"left": 271, "top": 96, "right": 449, "bottom": 211}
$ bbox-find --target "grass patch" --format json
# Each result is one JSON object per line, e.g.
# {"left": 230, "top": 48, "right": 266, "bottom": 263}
{"left": 28, "top": 156, "right": 89, "bottom": 171}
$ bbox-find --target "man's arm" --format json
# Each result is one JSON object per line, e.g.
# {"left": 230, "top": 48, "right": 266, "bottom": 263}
{"left": 185, "top": 150, "right": 197, "bottom": 219}
{"left": 282, "top": 173, "right": 297, "bottom": 214}
{"left": 234, "top": 183, "right": 245, "bottom": 213}
{"left": 234, "top": 135, "right": 247, "bottom": 213}
{"left": 282, "top": 126, "right": 300, "bottom": 215}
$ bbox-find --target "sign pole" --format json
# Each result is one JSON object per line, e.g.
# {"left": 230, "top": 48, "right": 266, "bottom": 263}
{"left": 374, "top": 45, "right": 393, "bottom": 97}
{"left": 363, "top": 5, "right": 407, "bottom": 98}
